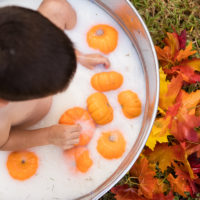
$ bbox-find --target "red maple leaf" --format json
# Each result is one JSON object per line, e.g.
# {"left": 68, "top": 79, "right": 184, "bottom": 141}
{"left": 111, "top": 185, "right": 146, "bottom": 200}
{"left": 188, "top": 153, "right": 200, "bottom": 174}
{"left": 177, "top": 30, "right": 187, "bottom": 50}
{"left": 171, "top": 114, "right": 199, "bottom": 142}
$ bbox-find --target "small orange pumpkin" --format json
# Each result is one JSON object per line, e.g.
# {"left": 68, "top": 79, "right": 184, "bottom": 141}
{"left": 97, "top": 130, "right": 126, "bottom": 159}
{"left": 64, "top": 147, "right": 93, "bottom": 173}
{"left": 87, "top": 24, "right": 118, "bottom": 54}
{"left": 87, "top": 92, "right": 113, "bottom": 125}
{"left": 91, "top": 71, "right": 123, "bottom": 92}
{"left": 59, "top": 107, "right": 95, "bottom": 146}
{"left": 7, "top": 151, "right": 38, "bottom": 181}
{"left": 118, "top": 90, "right": 142, "bottom": 118}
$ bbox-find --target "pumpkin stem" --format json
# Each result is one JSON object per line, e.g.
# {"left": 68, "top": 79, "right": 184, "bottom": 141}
{"left": 109, "top": 134, "right": 117, "bottom": 142}
{"left": 21, "top": 159, "right": 26, "bottom": 164}
{"left": 96, "top": 29, "right": 104, "bottom": 36}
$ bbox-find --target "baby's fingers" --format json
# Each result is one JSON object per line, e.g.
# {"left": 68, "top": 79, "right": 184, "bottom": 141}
{"left": 67, "top": 124, "right": 81, "bottom": 132}
{"left": 101, "top": 57, "right": 110, "bottom": 69}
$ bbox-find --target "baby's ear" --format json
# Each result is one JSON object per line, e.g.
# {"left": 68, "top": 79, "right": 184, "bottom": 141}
{"left": 0, "top": 99, "right": 9, "bottom": 108}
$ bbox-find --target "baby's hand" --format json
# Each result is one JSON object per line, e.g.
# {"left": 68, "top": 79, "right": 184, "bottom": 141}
{"left": 76, "top": 50, "right": 110, "bottom": 69}
{"left": 48, "top": 124, "right": 81, "bottom": 150}
{"left": 38, "top": 0, "right": 77, "bottom": 30}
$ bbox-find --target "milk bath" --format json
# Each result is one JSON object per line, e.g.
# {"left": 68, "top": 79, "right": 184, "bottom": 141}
{"left": 0, "top": 0, "right": 146, "bottom": 199}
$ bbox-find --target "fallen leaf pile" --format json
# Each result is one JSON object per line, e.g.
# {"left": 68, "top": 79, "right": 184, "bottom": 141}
{"left": 111, "top": 30, "right": 200, "bottom": 199}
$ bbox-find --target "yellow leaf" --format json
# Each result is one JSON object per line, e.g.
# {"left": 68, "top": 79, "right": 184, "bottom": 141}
{"left": 146, "top": 117, "right": 170, "bottom": 151}
{"left": 183, "top": 59, "right": 200, "bottom": 71}
{"left": 159, "top": 68, "right": 170, "bottom": 110}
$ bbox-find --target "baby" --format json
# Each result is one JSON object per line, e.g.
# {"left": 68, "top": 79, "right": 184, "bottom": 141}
{"left": 0, "top": 0, "right": 110, "bottom": 151}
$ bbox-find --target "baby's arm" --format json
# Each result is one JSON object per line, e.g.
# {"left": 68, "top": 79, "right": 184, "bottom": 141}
{"left": 75, "top": 50, "right": 110, "bottom": 69}
{"left": 38, "top": 0, "right": 110, "bottom": 69}
{"left": 0, "top": 122, "right": 80, "bottom": 151}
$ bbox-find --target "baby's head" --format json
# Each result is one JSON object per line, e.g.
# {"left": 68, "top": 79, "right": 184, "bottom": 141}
{"left": 0, "top": 6, "right": 76, "bottom": 102}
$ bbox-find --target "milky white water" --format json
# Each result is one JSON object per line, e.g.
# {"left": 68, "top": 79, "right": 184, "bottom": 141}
{"left": 0, "top": 0, "right": 146, "bottom": 199}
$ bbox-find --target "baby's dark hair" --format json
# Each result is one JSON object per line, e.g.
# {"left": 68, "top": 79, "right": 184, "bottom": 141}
{"left": 0, "top": 6, "right": 77, "bottom": 101}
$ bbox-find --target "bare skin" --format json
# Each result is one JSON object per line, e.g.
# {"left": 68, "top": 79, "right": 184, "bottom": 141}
{"left": 38, "top": 0, "right": 110, "bottom": 69}
{"left": 0, "top": 0, "right": 110, "bottom": 151}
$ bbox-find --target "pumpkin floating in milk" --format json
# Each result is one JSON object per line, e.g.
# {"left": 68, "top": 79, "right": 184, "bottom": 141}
{"left": 118, "top": 90, "right": 142, "bottom": 118}
{"left": 87, "top": 92, "right": 113, "bottom": 125}
{"left": 59, "top": 107, "right": 95, "bottom": 146}
{"left": 91, "top": 71, "right": 123, "bottom": 92}
{"left": 65, "top": 147, "right": 93, "bottom": 173}
{"left": 97, "top": 130, "right": 126, "bottom": 159}
{"left": 7, "top": 151, "right": 38, "bottom": 181}
{"left": 87, "top": 24, "right": 118, "bottom": 54}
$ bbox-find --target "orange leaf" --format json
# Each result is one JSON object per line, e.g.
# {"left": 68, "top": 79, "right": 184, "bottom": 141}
{"left": 130, "top": 157, "right": 157, "bottom": 199}
{"left": 176, "top": 42, "right": 197, "bottom": 62}
{"left": 182, "top": 59, "right": 200, "bottom": 72}
{"left": 159, "top": 74, "right": 183, "bottom": 111}
{"left": 167, "top": 174, "right": 191, "bottom": 197}
{"left": 167, "top": 163, "right": 194, "bottom": 197}
{"left": 153, "top": 192, "right": 174, "bottom": 200}
{"left": 164, "top": 32, "right": 180, "bottom": 58}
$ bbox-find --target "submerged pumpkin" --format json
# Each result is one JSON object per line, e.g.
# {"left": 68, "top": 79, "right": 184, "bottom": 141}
{"left": 59, "top": 107, "right": 95, "bottom": 146}
{"left": 91, "top": 71, "right": 123, "bottom": 92}
{"left": 7, "top": 151, "right": 38, "bottom": 181}
{"left": 87, "top": 24, "right": 118, "bottom": 54}
{"left": 64, "top": 147, "right": 93, "bottom": 173}
{"left": 87, "top": 92, "right": 113, "bottom": 125}
{"left": 97, "top": 130, "right": 126, "bottom": 159}
{"left": 118, "top": 90, "right": 142, "bottom": 118}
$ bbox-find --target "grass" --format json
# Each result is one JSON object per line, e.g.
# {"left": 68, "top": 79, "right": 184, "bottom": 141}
{"left": 101, "top": 0, "right": 200, "bottom": 199}
{"left": 132, "top": 0, "right": 200, "bottom": 55}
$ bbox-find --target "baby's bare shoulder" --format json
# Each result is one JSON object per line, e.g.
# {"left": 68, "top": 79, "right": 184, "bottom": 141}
{"left": 38, "top": 0, "right": 77, "bottom": 30}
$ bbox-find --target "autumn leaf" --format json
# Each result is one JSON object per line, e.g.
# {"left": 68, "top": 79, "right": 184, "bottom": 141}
{"left": 181, "top": 142, "right": 200, "bottom": 158}
{"left": 152, "top": 191, "right": 174, "bottom": 200}
{"left": 179, "top": 90, "right": 200, "bottom": 115}
{"left": 111, "top": 185, "right": 146, "bottom": 200}
{"left": 129, "top": 157, "right": 157, "bottom": 199}
{"left": 167, "top": 173, "right": 191, "bottom": 197}
{"left": 144, "top": 143, "right": 184, "bottom": 172}
{"left": 177, "top": 30, "right": 186, "bottom": 50}
{"left": 155, "top": 32, "right": 179, "bottom": 66}
{"left": 166, "top": 90, "right": 200, "bottom": 142}
{"left": 176, "top": 42, "right": 197, "bottom": 62}
{"left": 164, "top": 32, "right": 180, "bottom": 59}
{"left": 182, "top": 59, "right": 200, "bottom": 72}
{"left": 167, "top": 162, "right": 198, "bottom": 197}
{"left": 159, "top": 74, "right": 183, "bottom": 111}
{"left": 166, "top": 65, "right": 200, "bottom": 83}
{"left": 145, "top": 117, "right": 170, "bottom": 151}
{"left": 188, "top": 153, "right": 200, "bottom": 174}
